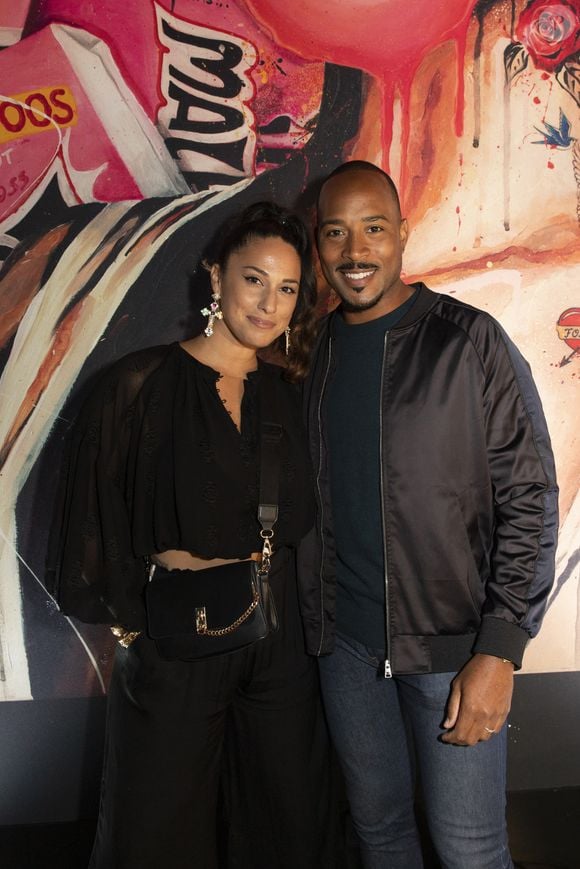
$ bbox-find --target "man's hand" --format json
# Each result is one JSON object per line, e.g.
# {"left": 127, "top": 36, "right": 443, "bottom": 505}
{"left": 440, "top": 653, "right": 514, "bottom": 746}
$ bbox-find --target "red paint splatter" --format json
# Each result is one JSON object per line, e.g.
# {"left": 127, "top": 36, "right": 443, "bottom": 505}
{"left": 541, "top": 72, "right": 550, "bottom": 80}
{"left": 547, "top": 161, "right": 554, "bottom": 169}
{"left": 533, "top": 96, "right": 541, "bottom": 104}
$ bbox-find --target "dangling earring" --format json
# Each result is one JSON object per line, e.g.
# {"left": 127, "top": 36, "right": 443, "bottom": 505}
{"left": 201, "top": 293, "right": 223, "bottom": 337}
{"left": 284, "top": 326, "right": 291, "bottom": 356}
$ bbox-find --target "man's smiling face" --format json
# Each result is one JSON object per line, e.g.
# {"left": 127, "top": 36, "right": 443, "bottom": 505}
{"left": 317, "top": 168, "right": 409, "bottom": 322}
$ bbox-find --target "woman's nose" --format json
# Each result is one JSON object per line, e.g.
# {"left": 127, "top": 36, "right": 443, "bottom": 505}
{"left": 258, "top": 287, "right": 277, "bottom": 314}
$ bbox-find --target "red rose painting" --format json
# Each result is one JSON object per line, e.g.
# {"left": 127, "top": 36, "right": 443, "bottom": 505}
{"left": 516, "top": 0, "right": 580, "bottom": 71}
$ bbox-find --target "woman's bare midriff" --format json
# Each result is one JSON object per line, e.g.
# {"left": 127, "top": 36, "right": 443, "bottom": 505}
{"left": 151, "top": 549, "right": 261, "bottom": 571}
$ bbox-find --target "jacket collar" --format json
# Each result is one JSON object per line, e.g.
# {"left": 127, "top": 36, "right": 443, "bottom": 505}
{"left": 324, "top": 282, "right": 438, "bottom": 338}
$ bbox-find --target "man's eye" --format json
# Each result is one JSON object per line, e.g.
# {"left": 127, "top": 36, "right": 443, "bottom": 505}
{"left": 326, "top": 229, "right": 343, "bottom": 238}
{"left": 367, "top": 225, "right": 383, "bottom": 233}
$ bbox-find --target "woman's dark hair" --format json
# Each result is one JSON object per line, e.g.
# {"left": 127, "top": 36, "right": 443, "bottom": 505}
{"left": 207, "top": 201, "right": 318, "bottom": 381}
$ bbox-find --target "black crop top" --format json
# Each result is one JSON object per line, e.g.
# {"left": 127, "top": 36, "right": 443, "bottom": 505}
{"left": 48, "top": 343, "right": 315, "bottom": 630}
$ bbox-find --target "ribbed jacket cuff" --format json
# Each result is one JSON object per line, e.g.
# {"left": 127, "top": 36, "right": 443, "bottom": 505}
{"left": 473, "top": 616, "right": 529, "bottom": 669}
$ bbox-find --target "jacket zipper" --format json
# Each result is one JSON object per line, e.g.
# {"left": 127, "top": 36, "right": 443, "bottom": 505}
{"left": 379, "top": 332, "right": 393, "bottom": 678}
{"left": 316, "top": 337, "right": 333, "bottom": 655}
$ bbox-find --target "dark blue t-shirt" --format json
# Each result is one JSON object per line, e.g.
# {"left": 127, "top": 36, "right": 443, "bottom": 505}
{"left": 326, "top": 291, "right": 417, "bottom": 648}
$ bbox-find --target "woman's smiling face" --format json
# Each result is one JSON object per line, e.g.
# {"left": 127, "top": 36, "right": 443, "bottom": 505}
{"left": 211, "top": 235, "right": 301, "bottom": 350}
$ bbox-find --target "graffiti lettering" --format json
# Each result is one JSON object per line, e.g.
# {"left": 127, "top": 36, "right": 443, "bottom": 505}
{"left": 0, "top": 170, "right": 29, "bottom": 203}
{"left": 155, "top": 5, "right": 258, "bottom": 188}
{"left": 558, "top": 325, "right": 580, "bottom": 340}
{"left": 0, "top": 86, "right": 77, "bottom": 144}
{"left": 0, "top": 147, "right": 15, "bottom": 166}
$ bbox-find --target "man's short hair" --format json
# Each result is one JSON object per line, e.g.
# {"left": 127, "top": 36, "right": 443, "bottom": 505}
{"left": 318, "top": 160, "right": 401, "bottom": 215}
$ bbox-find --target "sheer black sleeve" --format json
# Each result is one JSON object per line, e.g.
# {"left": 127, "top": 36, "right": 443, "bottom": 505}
{"left": 47, "top": 347, "right": 170, "bottom": 629}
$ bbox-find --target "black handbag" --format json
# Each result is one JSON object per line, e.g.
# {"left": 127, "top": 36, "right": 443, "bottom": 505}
{"left": 145, "top": 421, "right": 282, "bottom": 660}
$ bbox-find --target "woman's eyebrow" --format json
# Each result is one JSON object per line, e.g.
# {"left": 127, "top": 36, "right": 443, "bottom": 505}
{"left": 242, "top": 265, "right": 299, "bottom": 284}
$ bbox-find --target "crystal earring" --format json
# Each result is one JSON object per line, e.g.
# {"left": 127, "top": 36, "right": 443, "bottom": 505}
{"left": 201, "top": 293, "right": 223, "bottom": 337}
{"left": 285, "top": 326, "right": 291, "bottom": 356}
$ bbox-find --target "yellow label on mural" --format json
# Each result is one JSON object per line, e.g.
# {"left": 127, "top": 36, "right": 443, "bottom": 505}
{"left": 557, "top": 324, "right": 580, "bottom": 341}
{"left": 0, "top": 86, "right": 77, "bottom": 144}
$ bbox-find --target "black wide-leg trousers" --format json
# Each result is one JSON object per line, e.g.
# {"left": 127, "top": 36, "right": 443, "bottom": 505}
{"left": 89, "top": 549, "right": 337, "bottom": 868}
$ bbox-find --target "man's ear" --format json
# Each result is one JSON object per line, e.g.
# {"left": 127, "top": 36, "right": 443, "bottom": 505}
{"left": 399, "top": 218, "right": 409, "bottom": 252}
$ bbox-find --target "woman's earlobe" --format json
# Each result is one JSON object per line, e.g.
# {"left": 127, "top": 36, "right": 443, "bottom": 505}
{"left": 210, "top": 263, "right": 221, "bottom": 294}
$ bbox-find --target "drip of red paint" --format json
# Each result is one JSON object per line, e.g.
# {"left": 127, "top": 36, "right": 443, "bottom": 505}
{"left": 454, "top": 26, "right": 468, "bottom": 138}
{"left": 244, "top": 0, "right": 478, "bottom": 200}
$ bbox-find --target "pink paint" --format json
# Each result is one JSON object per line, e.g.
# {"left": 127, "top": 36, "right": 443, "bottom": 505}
{"left": 25, "top": 0, "right": 479, "bottom": 202}
{"left": 0, "top": 24, "right": 145, "bottom": 227}
{"left": 245, "top": 0, "right": 477, "bottom": 198}
{"left": 0, "top": 0, "right": 31, "bottom": 33}
{"left": 24, "top": 0, "right": 326, "bottom": 168}
{"left": 245, "top": 1, "right": 476, "bottom": 75}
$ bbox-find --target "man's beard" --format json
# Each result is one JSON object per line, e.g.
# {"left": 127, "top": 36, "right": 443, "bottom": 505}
{"left": 339, "top": 287, "right": 384, "bottom": 313}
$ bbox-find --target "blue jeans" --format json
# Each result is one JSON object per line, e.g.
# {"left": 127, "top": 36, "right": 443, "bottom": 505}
{"left": 319, "top": 633, "right": 513, "bottom": 869}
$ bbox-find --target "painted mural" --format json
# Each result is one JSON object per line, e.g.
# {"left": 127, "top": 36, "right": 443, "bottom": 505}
{"left": 0, "top": 0, "right": 578, "bottom": 701}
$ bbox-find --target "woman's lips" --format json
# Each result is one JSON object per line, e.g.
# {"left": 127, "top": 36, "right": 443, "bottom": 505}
{"left": 247, "top": 315, "right": 276, "bottom": 328}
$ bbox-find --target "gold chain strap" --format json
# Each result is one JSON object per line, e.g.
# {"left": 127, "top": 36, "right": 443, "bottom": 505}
{"left": 195, "top": 587, "right": 260, "bottom": 637}
{"left": 195, "top": 529, "right": 273, "bottom": 638}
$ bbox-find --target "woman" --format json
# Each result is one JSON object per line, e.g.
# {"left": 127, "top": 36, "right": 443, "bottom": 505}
{"left": 49, "top": 202, "right": 334, "bottom": 868}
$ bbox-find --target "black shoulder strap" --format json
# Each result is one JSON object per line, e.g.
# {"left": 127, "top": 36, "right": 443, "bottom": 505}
{"left": 258, "top": 421, "right": 282, "bottom": 533}
{"left": 257, "top": 368, "right": 283, "bottom": 535}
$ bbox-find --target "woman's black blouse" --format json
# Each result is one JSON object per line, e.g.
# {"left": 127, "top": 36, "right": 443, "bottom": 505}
{"left": 49, "top": 343, "right": 314, "bottom": 630}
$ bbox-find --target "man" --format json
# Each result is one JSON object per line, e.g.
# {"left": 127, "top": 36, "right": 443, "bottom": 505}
{"left": 298, "top": 161, "right": 558, "bottom": 868}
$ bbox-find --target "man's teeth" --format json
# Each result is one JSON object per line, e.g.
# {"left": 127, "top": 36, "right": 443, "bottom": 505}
{"left": 343, "top": 269, "right": 374, "bottom": 280}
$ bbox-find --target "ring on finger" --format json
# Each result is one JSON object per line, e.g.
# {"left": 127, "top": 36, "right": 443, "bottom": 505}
{"left": 483, "top": 726, "right": 495, "bottom": 734}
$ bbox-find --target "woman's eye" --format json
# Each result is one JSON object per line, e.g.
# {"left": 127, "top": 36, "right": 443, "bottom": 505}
{"left": 326, "top": 228, "right": 343, "bottom": 238}
{"left": 244, "top": 275, "right": 261, "bottom": 285}
{"left": 280, "top": 285, "right": 297, "bottom": 295}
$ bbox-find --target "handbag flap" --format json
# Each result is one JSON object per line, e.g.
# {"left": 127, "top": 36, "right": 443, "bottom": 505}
{"left": 145, "top": 560, "right": 258, "bottom": 639}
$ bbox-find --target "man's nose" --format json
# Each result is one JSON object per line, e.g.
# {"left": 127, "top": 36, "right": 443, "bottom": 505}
{"left": 343, "top": 229, "right": 369, "bottom": 261}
